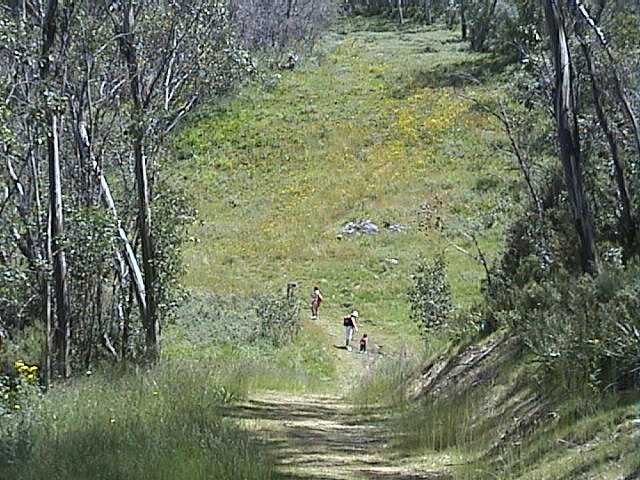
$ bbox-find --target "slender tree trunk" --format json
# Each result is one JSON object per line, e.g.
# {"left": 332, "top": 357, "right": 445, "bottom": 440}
{"left": 42, "top": 0, "right": 71, "bottom": 378}
{"left": 460, "top": 0, "right": 467, "bottom": 40}
{"left": 424, "top": 0, "right": 432, "bottom": 23}
{"left": 398, "top": 0, "right": 404, "bottom": 24}
{"left": 118, "top": 2, "right": 160, "bottom": 360}
{"left": 43, "top": 209, "right": 53, "bottom": 388}
{"left": 579, "top": 39, "right": 634, "bottom": 250}
{"left": 48, "top": 113, "right": 71, "bottom": 378}
{"left": 543, "top": 0, "right": 598, "bottom": 275}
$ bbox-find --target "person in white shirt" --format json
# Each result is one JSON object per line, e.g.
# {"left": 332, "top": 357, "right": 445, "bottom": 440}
{"left": 343, "top": 310, "right": 359, "bottom": 351}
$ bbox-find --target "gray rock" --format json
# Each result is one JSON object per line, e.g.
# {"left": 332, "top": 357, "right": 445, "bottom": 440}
{"left": 341, "top": 219, "right": 380, "bottom": 236}
{"left": 384, "top": 222, "right": 408, "bottom": 233}
{"left": 341, "top": 219, "right": 408, "bottom": 236}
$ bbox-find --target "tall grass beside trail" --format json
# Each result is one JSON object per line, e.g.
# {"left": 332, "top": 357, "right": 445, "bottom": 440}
{"left": 394, "top": 388, "right": 491, "bottom": 454}
{"left": 389, "top": 369, "right": 640, "bottom": 480}
{"left": 2, "top": 361, "right": 279, "bottom": 480}
{"left": 349, "top": 346, "right": 421, "bottom": 408}
{"left": 164, "top": 292, "right": 337, "bottom": 393}
{"left": 349, "top": 332, "right": 452, "bottom": 408}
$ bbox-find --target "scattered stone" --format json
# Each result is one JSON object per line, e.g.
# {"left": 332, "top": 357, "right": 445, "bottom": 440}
{"left": 341, "top": 219, "right": 408, "bottom": 236}
{"left": 383, "top": 221, "right": 408, "bottom": 233}
{"left": 341, "top": 219, "right": 380, "bottom": 236}
{"left": 278, "top": 53, "right": 298, "bottom": 70}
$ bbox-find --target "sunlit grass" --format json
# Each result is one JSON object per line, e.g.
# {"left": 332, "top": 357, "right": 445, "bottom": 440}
{"left": 3, "top": 361, "right": 278, "bottom": 480}
{"left": 176, "top": 26, "right": 511, "bottom": 354}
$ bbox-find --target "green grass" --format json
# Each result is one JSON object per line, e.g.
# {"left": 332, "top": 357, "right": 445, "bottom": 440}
{"left": 348, "top": 344, "right": 421, "bottom": 408}
{"left": 175, "top": 24, "right": 512, "bottom": 352}
{"left": 2, "top": 361, "right": 278, "bottom": 480}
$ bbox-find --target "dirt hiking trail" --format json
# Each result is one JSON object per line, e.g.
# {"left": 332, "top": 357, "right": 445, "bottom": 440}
{"left": 231, "top": 392, "right": 449, "bottom": 480}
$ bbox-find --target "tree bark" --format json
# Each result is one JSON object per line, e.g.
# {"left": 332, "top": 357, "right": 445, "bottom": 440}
{"left": 578, "top": 38, "right": 634, "bottom": 250}
{"left": 543, "top": 0, "right": 598, "bottom": 275}
{"left": 48, "top": 113, "right": 71, "bottom": 378}
{"left": 117, "top": 1, "right": 160, "bottom": 361}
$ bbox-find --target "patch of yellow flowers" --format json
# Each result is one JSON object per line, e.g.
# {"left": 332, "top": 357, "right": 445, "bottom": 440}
{"left": 14, "top": 360, "right": 38, "bottom": 382}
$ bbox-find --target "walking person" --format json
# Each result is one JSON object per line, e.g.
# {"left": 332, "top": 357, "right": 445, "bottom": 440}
{"left": 343, "top": 310, "right": 359, "bottom": 351}
{"left": 310, "top": 286, "right": 323, "bottom": 320}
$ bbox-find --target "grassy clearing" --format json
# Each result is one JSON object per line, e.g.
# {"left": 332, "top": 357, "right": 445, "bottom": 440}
{"left": 2, "top": 361, "right": 278, "bottom": 480}
{"left": 175, "top": 21, "right": 512, "bottom": 356}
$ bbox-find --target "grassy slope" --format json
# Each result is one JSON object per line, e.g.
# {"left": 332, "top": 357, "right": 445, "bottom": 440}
{"left": 175, "top": 19, "right": 510, "bottom": 385}
{"left": 175, "top": 17, "right": 640, "bottom": 480}
{"left": 399, "top": 334, "right": 640, "bottom": 480}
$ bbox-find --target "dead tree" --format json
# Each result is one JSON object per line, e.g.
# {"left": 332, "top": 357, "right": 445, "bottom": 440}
{"left": 542, "top": 0, "right": 598, "bottom": 275}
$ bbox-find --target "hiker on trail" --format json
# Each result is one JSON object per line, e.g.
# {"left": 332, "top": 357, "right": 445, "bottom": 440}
{"left": 310, "top": 286, "right": 323, "bottom": 320}
{"left": 343, "top": 310, "right": 359, "bottom": 351}
{"left": 359, "top": 334, "right": 368, "bottom": 354}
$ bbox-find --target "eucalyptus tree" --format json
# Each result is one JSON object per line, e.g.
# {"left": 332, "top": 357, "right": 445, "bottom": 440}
{"left": 0, "top": 0, "right": 249, "bottom": 372}
{"left": 1, "top": 0, "right": 331, "bottom": 377}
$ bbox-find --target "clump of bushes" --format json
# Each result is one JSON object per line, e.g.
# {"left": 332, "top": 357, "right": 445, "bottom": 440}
{"left": 167, "top": 290, "right": 302, "bottom": 354}
{"left": 407, "top": 255, "right": 453, "bottom": 338}
{"left": 490, "top": 264, "right": 640, "bottom": 392}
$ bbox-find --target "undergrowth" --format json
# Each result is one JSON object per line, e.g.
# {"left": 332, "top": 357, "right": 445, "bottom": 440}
{"left": 1, "top": 361, "right": 278, "bottom": 480}
{"left": 165, "top": 292, "right": 336, "bottom": 392}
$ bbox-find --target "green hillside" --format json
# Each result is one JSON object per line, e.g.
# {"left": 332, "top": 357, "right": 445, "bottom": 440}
{"left": 176, "top": 22, "right": 509, "bottom": 354}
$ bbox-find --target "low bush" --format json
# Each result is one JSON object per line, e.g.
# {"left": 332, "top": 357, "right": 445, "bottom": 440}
{"left": 407, "top": 255, "right": 453, "bottom": 339}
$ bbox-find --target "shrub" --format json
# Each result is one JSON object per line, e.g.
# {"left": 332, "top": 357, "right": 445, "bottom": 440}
{"left": 503, "top": 264, "right": 640, "bottom": 392}
{"left": 407, "top": 255, "right": 453, "bottom": 339}
{"left": 254, "top": 294, "right": 301, "bottom": 347}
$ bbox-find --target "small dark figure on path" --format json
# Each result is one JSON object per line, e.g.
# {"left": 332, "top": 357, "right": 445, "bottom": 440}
{"left": 343, "top": 310, "right": 359, "bottom": 351}
{"left": 359, "top": 334, "right": 368, "bottom": 353}
{"left": 310, "top": 286, "right": 323, "bottom": 320}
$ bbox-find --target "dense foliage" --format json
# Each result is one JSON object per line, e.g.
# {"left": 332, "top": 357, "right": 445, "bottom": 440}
{"left": 408, "top": 256, "right": 453, "bottom": 337}
{"left": 0, "top": 0, "right": 332, "bottom": 381}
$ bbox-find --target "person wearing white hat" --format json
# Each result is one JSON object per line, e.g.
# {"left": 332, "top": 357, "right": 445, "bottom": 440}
{"left": 342, "top": 310, "right": 359, "bottom": 351}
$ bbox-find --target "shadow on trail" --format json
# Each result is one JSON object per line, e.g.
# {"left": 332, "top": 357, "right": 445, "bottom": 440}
{"left": 227, "top": 394, "right": 451, "bottom": 480}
